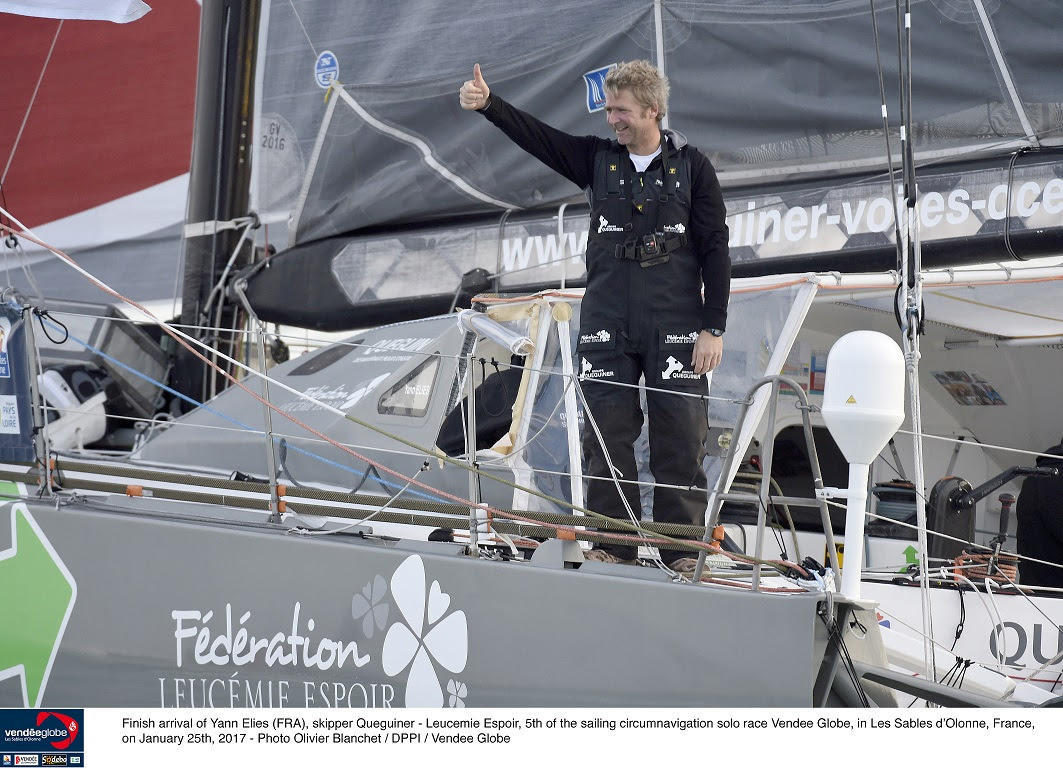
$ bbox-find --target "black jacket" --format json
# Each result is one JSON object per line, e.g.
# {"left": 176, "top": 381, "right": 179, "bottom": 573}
{"left": 478, "top": 95, "right": 730, "bottom": 333}
{"left": 1017, "top": 438, "right": 1063, "bottom": 588}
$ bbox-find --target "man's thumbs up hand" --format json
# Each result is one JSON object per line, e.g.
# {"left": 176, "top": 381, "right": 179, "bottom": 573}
{"left": 460, "top": 63, "right": 491, "bottom": 111}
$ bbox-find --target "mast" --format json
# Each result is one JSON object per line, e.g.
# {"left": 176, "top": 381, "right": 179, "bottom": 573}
{"left": 653, "top": 0, "right": 668, "bottom": 131}
{"left": 173, "top": 0, "right": 263, "bottom": 405}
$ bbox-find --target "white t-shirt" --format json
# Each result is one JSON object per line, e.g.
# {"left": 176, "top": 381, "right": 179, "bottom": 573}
{"left": 629, "top": 147, "right": 662, "bottom": 172}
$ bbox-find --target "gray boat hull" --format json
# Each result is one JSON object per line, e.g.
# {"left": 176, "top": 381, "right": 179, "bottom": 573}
{"left": 2, "top": 494, "right": 832, "bottom": 708}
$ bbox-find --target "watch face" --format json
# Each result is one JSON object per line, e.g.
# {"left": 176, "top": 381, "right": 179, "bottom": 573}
{"left": 708, "top": 328, "right": 724, "bottom": 337}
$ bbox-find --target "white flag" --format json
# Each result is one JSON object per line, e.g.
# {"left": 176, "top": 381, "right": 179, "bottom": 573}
{"left": 0, "top": 1, "right": 151, "bottom": 23}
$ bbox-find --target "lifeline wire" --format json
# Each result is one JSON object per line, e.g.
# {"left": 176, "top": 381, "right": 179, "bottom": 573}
{"left": 36, "top": 317, "right": 782, "bottom": 572}
{"left": 0, "top": 212, "right": 820, "bottom": 573}
{"left": 30, "top": 304, "right": 700, "bottom": 553}
{"left": 0, "top": 220, "right": 743, "bottom": 564}
{"left": 32, "top": 313, "right": 455, "bottom": 505}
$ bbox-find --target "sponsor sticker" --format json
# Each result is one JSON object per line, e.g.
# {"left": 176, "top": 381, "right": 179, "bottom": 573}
{"left": 578, "top": 330, "right": 611, "bottom": 345}
{"left": 664, "top": 332, "right": 697, "bottom": 345}
{"left": 661, "top": 355, "right": 700, "bottom": 381}
{"left": 579, "top": 359, "right": 615, "bottom": 380}
{"left": 583, "top": 64, "right": 615, "bottom": 113}
{"left": 0, "top": 711, "right": 83, "bottom": 761}
{"left": 160, "top": 555, "right": 467, "bottom": 708}
{"left": 0, "top": 395, "right": 18, "bottom": 434}
{"left": 0, "top": 316, "right": 10, "bottom": 378}
{"left": 314, "top": 50, "right": 339, "bottom": 88}
{"left": 360, "top": 337, "right": 433, "bottom": 357}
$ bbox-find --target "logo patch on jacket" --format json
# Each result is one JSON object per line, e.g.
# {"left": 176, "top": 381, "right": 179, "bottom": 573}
{"left": 580, "top": 358, "right": 615, "bottom": 380}
{"left": 597, "top": 215, "right": 624, "bottom": 234}
{"left": 662, "top": 355, "right": 700, "bottom": 380}
{"left": 579, "top": 330, "right": 611, "bottom": 345}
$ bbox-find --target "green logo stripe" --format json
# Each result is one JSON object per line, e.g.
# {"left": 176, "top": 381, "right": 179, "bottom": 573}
{"left": 0, "top": 488, "right": 77, "bottom": 706}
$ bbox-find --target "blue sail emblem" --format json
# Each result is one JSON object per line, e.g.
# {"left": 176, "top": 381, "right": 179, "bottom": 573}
{"left": 315, "top": 50, "right": 339, "bottom": 89}
{"left": 583, "top": 64, "right": 615, "bottom": 113}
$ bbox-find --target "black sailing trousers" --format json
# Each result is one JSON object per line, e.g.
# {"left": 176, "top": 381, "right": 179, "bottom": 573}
{"left": 579, "top": 328, "right": 709, "bottom": 564}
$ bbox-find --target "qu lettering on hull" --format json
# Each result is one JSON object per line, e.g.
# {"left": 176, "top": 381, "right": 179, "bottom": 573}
{"left": 989, "top": 621, "right": 1063, "bottom": 667}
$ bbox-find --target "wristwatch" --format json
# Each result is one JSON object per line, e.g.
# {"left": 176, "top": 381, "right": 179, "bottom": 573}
{"left": 706, "top": 328, "right": 724, "bottom": 337}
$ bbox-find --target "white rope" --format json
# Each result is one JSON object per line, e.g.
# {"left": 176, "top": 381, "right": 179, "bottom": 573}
{"left": 823, "top": 496, "right": 1063, "bottom": 580}
{"left": 332, "top": 86, "right": 513, "bottom": 210}
{"left": 17, "top": 275, "right": 726, "bottom": 517}
{"left": 895, "top": 427, "right": 1059, "bottom": 463}
{"left": 907, "top": 338, "right": 936, "bottom": 680}
{"left": 876, "top": 578, "right": 1011, "bottom": 678}
{"left": 488, "top": 251, "right": 587, "bottom": 282}
{"left": 572, "top": 373, "right": 669, "bottom": 572}
{"left": 972, "top": 0, "right": 1039, "bottom": 145}
{"left": 287, "top": 465, "right": 428, "bottom": 536}
{"left": 285, "top": 0, "right": 319, "bottom": 58}
{"left": 474, "top": 377, "right": 572, "bottom": 466}
{"left": 512, "top": 465, "right": 699, "bottom": 494}
{"left": 1, "top": 21, "right": 62, "bottom": 189}
{"left": 3, "top": 231, "right": 46, "bottom": 303}
{"left": 1020, "top": 647, "right": 1063, "bottom": 686}
{"left": 0, "top": 213, "right": 770, "bottom": 561}
{"left": 894, "top": 0, "right": 935, "bottom": 681}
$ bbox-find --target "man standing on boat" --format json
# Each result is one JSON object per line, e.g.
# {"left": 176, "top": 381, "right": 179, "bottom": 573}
{"left": 460, "top": 60, "right": 730, "bottom": 573}
{"left": 1017, "top": 436, "right": 1063, "bottom": 588}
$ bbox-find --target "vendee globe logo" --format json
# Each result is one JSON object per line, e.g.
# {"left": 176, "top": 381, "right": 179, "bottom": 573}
{"left": 35, "top": 713, "right": 78, "bottom": 750}
{"left": 583, "top": 64, "right": 616, "bottom": 113}
{"left": 0, "top": 709, "right": 83, "bottom": 759}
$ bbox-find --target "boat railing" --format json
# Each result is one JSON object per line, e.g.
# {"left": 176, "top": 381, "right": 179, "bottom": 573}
{"left": 9, "top": 292, "right": 1063, "bottom": 594}
{"left": 701, "top": 374, "right": 841, "bottom": 590}
{"left": 0, "top": 294, "right": 887, "bottom": 588}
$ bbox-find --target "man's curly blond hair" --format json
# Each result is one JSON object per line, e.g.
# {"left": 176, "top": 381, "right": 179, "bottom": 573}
{"left": 604, "top": 60, "right": 669, "bottom": 124}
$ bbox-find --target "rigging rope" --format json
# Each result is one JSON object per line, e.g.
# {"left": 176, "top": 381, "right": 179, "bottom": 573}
{"left": 0, "top": 216, "right": 795, "bottom": 573}
{"left": 868, "top": 0, "right": 903, "bottom": 252}
{"left": 0, "top": 21, "right": 62, "bottom": 192}
{"left": 886, "top": 0, "right": 935, "bottom": 683}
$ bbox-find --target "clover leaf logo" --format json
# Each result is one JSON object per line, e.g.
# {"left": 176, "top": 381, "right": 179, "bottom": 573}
{"left": 446, "top": 679, "right": 468, "bottom": 708}
{"left": 381, "top": 555, "right": 468, "bottom": 707}
{"left": 351, "top": 574, "right": 389, "bottom": 639}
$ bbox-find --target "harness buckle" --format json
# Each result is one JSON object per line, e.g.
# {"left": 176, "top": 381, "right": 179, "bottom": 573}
{"left": 613, "top": 232, "right": 684, "bottom": 265}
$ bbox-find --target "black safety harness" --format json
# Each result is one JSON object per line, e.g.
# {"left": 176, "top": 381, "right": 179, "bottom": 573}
{"left": 606, "top": 137, "right": 688, "bottom": 268}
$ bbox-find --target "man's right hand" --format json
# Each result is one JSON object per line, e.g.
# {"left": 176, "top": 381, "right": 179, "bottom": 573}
{"left": 460, "top": 63, "right": 491, "bottom": 111}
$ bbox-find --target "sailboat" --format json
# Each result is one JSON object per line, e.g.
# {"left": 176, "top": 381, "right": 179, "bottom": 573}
{"left": 0, "top": 1, "right": 1062, "bottom": 708}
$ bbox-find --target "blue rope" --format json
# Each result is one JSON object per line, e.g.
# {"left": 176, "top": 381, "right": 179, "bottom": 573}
{"left": 36, "top": 314, "right": 451, "bottom": 504}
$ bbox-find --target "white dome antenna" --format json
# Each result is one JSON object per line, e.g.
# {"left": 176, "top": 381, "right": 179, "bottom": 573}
{"left": 821, "top": 331, "right": 906, "bottom": 599}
